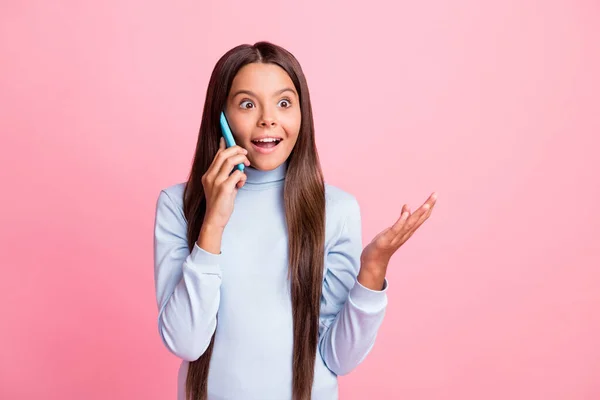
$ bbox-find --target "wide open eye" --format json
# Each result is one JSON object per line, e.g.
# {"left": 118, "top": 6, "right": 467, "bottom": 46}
{"left": 277, "top": 98, "right": 292, "bottom": 108}
{"left": 240, "top": 100, "right": 255, "bottom": 109}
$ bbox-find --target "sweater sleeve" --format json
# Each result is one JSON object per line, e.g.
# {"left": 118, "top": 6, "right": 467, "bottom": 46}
{"left": 318, "top": 196, "right": 388, "bottom": 376}
{"left": 153, "top": 189, "right": 222, "bottom": 362}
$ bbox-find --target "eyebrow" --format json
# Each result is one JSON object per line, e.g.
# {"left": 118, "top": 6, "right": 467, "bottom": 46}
{"left": 230, "top": 88, "right": 297, "bottom": 98}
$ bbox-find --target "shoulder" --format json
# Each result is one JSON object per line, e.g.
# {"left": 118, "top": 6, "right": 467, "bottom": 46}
{"left": 324, "top": 183, "right": 361, "bottom": 234}
{"left": 325, "top": 183, "right": 360, "bottom": 215}
{"left": 158, "top": 182, "right": 186, "bottom": 207}
{"left": 155, "top": 182, "right": 187, "bottom": 224}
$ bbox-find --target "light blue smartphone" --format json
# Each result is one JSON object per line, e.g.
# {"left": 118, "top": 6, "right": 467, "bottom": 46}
{"left": 219, "top": 111, "right": 245, "bottom": 172}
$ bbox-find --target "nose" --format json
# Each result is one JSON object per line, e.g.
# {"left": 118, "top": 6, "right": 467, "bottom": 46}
{"left": 258, "top": 109, "right": 277, "bottom": 128}
{"left": 259, "top": 118, "right": 276, "bottom": 127}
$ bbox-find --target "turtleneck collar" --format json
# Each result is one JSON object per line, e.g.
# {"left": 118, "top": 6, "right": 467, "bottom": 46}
{"left": 241, "top": 161, "right": 287, "bottom": 190}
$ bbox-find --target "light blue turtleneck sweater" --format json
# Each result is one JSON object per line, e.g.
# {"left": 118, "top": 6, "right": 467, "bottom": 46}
{"left": 153, "top": 162, "right": 388, "bottom": 400}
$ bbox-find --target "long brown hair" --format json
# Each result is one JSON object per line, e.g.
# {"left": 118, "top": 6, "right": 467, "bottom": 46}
{"left": 182, "top": 41, "right": 326, "bottom": 400}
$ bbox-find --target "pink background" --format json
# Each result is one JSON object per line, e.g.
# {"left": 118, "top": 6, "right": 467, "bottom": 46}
{"left": 1, "top": 1, "right": 599, "bottom": 399}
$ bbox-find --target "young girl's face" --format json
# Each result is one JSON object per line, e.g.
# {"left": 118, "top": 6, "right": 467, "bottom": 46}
{"left": 225, "top": 62, "right": 301, "bottom": 171}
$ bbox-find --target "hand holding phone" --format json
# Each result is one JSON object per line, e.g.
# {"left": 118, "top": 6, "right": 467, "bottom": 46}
{"left": 220, "top": 112, "right": 245, "bottom": 172}
{"left": 199, "top": 124, "right": 249, "bottom": 249}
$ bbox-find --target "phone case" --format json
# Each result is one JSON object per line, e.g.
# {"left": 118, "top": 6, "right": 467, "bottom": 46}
{"left": 219, "top": 112, "right": 245, "bottom": 172}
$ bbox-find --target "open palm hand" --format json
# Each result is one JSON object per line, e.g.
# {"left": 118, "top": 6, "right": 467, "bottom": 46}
{"left": 358, "top": 192, "right": 437, "bottom": 289}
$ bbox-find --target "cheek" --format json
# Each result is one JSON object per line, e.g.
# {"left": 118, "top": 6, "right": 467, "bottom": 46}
{"left": 228, "top": 115, "right": 254, "bottom": 142}
{"left": 282, "top": 110, "right": 302, "bottom": 138}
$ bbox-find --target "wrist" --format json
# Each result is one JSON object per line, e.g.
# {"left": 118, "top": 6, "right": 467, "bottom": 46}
{"left": 197, "top": 223, "right": 224, "bottom": 255}
{"left": 357, "top": 263, "right": 387, "bottom": 291}
{"left": 200, "top": 221, "right": 225, "bottom": 234}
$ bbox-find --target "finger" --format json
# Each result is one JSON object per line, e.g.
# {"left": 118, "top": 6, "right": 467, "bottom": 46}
{"left": 217, "top": 145, "right": 248, "bottom": 165}
{"left": 405, "top": 194, "right": 436, "bottom": 230}
{"left": 423, "top": 192, "right": 437, "bottom": 213}
{"left": 389, "top": 204, "right": 411, "bottom": 235}
{"left": 215, "top": 154, "right": 251, "bottom": 185}
{"left": 430, "top": 191, "right": 438, "bottom": 203}
{"left": 223, "top": 169, "right": 246, "bottom": 192}
{"left": 236, "top": 173, "right": 248, "bottom": 189}
{"left": 206, "top": 138, "right": 228, "bottom": 177}
{"left": 412, "top": 202, "right": 435, "bottom": 231}
{"left": 206, "top": 146, "right": 248, "bottom": 183}
{"left": 403, "top": 206, "right": 427, "bottom": 232}
{"left": 399, "top": 200, "right": 436, "bottom": 243}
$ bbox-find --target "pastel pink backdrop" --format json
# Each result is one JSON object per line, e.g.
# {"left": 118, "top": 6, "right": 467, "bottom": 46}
{"left": 1, "top": 1, "right": 598, "bottom": 399}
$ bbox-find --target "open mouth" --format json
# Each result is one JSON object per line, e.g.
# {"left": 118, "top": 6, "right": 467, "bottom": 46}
{"left": 251, "top": 138, "right": 283, "bottom": 149}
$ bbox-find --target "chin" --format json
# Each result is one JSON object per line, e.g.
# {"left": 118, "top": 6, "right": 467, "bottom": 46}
{"left": 250, "top": 158, "right": 285, "bottom": 171}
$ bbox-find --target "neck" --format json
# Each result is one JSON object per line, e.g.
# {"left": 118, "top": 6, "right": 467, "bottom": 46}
{"left": 242, "top": 162, "right": 287, "bottom": 190}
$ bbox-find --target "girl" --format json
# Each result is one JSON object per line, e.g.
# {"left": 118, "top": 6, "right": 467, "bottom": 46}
{"left": 153, "top": 41, "right": 436, "bottom": 400}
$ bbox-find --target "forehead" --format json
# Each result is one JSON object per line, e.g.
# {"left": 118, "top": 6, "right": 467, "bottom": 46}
{"left": 230, "top": 63, "right": 295, "bottom": 93}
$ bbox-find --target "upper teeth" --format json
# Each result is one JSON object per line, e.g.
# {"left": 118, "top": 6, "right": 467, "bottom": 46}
{"left": 255, "top": 138, "right": 280, "bottom": 142}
